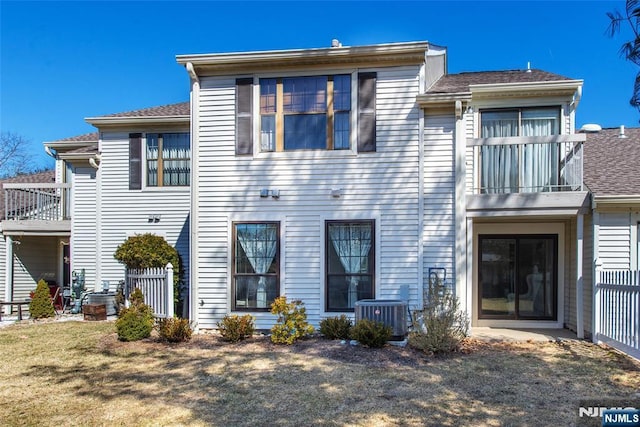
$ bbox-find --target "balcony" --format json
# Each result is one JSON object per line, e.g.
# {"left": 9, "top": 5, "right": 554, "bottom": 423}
{"left": 466, "top": 134, "right": 589, "bottom": 215}
{"left": 468, "top": 134, "right": 584, "bottom": 194}
{"left": 1, "top": 183, "right": 71, "bottom": 234}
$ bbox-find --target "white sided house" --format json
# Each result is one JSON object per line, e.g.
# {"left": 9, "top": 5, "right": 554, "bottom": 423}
{"left": 176, "top": 41, "right": 589, "bottom": 334}
{"left": 3, "top": 41, "right": 604, "bottom": 340}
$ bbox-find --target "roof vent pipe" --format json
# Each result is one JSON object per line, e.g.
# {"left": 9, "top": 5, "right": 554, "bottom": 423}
{"left": 331, "top": 39, "right": 342, "bottom": 48}
{"left": 619, "top": 125, "right": 628, "bottom": 138}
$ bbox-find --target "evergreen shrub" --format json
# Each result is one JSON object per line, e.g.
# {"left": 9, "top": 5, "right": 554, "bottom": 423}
{"left": 270, "top": 297, "right": 314, "bottom": 344}
{"left": 28, "top": 279, "right": 55, "bottom": 319}
{"left": 319, "top": 315, "right": 352, "bottom": 340}
{"left": 115, "top": 288, "right": 154, "bottom": 341}
{"left": 350, "top": 319, "right": 392, "bottom": 348}
{"left": 217, "top": 314, "right": 255, "bottom": 343}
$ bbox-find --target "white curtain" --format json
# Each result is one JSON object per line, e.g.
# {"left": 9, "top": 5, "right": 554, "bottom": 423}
{"left": 237, "top": 224, "right": 277, "bottom": 308}
{"left": 521, "top": 110, "right": 559, "bottom": 192}
{"left": 329, "top": 224, "right": 372, "bottom": 308}
{"left": 480, "top": 112, "right": 518, "bottom": 194}
{"left": 481, "top": 109, "right": 559, "bottom": 193}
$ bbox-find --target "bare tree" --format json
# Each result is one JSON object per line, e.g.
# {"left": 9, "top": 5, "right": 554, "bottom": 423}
{"left": 0, "top": 132, "right": 38, "bottom": 178}
{"left": 608, "top": 0, "right": 640, "bottom": 110}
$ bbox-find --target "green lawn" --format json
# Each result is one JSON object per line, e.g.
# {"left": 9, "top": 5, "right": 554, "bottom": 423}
{"left": 0, "top": 320, "right": 638, "bottom": 426}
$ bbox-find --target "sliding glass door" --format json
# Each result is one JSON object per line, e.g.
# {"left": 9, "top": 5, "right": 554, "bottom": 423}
{"left": 478, "top": 235, "right": 557, "bottom": 320}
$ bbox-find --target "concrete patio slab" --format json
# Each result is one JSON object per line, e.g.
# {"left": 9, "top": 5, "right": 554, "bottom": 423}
{"left": 471, "top": 327, "right": 580, "bottom": 342}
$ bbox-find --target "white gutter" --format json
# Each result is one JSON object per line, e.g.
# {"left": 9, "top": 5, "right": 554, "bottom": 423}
{"left": 470, "top": 79, "right": 584, "bottom": 93}
{"left": 176, "top": 41, "right": 429, "bottom": 65}
{"left": 592, "top": 195, "right": 640, "bottom": 208}
{"left": 85, "top": 116, "right": 189, "bottom": 126}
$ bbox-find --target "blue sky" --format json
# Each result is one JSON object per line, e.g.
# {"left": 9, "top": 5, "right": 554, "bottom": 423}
{"left": 1, "top": 1, "right": 638, "bottom": 170}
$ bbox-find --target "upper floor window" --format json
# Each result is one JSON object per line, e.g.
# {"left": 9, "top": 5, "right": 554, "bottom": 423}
{"left": 146, "top": 133, "right": 190, "bottom": 187}
{"left": 478, "top": 107, "right": 565, "bottom": 194}
{"left": 259, "top": 75, "right": 351, "bottom": 152}
{"left": 235, "top": 73, "right": 375, "bottom": 155}
{"left": 481, "top": 107, "right": 560, "bottom": 138}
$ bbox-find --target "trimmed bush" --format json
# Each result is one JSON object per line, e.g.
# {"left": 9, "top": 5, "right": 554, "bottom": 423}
{"left": 114, "top": 233, "right": 182, "bottom": 306}
{"left": 319, "top": 315, "right": 352, "bottom": 340}
{"left": 408, "top": 276, "right": 468, "bottom": 354}
{"left": 115, "top": 288, "right": 154, "bottom": 342}
{"left": 350, "top": 319, "right": 392, "bottom": 348}
{"left": 29, "top": 279, "right": 55, "bottom": 319}
{"left": 156, "top": 317, "right": 192, "bottom": 343}
{"left": 217, "top": 314, "right": 255, "bottom": 343}
{"left": 270, "top": 297, "right": 314, "bottom": 345}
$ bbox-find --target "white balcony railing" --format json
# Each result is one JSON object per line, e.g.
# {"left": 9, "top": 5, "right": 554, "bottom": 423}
{"left": 2, "top": 183, "right": 72, "bottom": 221}
{"left": 467, "top": 135, "right": 585, "bottom": 194}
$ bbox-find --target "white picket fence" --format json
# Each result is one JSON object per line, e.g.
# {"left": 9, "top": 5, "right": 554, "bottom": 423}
{"left": 125, "top": 263, "right": 174, "bottom": 318}
{"left": 593, "top": 268, "right": 640, "bottom": 360}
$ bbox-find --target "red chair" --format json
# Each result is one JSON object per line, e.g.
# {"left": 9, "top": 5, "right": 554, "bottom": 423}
{"left": 48, "top": 285, "right": 63, "bottom": 313}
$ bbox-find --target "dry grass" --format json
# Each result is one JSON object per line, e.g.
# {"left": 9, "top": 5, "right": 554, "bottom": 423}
{"left": 0, "top": 321, "right": 639, "bottom": 427}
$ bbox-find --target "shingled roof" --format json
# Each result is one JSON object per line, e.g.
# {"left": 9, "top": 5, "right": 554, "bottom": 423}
{"left": 0, "top": 170, "right": 55, "bottom": 220}
{"left": 99, "top": 101, "right": 190, "bottom": 118}
{"left": 584, "top": 127, "right": 640, "bottom": 196}
{"left": 52, "top": 132, "right": 99, "bottom": 143}
{"left": 427, "top": 69, "right": 575, "bottom": 94}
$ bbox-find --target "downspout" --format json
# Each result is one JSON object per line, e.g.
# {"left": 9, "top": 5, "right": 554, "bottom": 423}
{"left": 417, "top": 62, "right": 425, "bottom": 309}
{"left": 454, "top": 100, "right": 467, "bottom": 314}
{"left": 89, "top": 154, "right": 101, "bottom": 169}
{"left": 186, "top": 62, "right": 200, "bottom": 330}
{"left": 94, "top": 141, "right": 102, "bottom": 291}
{"left": 44, "top": 145, "right": 58, "bottom": 158}
{"left": 570, "top": 86, "right": 582, "bottom": 113}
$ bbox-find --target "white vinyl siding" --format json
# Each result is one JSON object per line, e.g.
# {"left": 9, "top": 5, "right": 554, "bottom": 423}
{"left": 195, "top": 66, "right": 422, "bottom": 329}
{"left": 70, "top": 167, "right": 97, "bottom": 287}
{"left": 98, "top": 132, "right": 191, "bottom": 291}
{"left": 11, "top": 236, "right": 58, "bottom": 301}
{"left": 0, "top": 237, "right": 5, "bottom": 301}
{"left": 598, "top": 212, "right": 633, "bottom": 269}
{"left": 423, "top": 114, "right": 456, "bottom": 292}
{"left": 464, "top": 110, "right": 475, "bottom": 192}
{"left": 565, "top": 215, "right": 593, "bottom": 334}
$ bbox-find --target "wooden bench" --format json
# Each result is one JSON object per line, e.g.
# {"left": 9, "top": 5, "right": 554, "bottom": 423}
{"left": 0, "top": 301, "right": 30, "bottom": 321}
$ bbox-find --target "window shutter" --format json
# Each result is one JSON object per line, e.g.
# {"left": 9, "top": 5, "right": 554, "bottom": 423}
{"left": 236, "top": 78, "right": 253, "bottom": 155}
{"left": 129, "top": 133, "right": 142, "bottom": 190}
{"left": 358, "top": 72, "right": 376, "bottom": 152}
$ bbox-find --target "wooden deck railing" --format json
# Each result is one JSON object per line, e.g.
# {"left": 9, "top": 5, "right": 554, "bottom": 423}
{"left": 2, "top": 183, "right": 72, "bottom": 221}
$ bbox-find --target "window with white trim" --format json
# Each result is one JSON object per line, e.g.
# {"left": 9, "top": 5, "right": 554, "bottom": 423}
{"left": 326, "top": 220, "right": 375, "bottom": 312}
{"left": 235, "top": 73, "right": 376, "bottom": 155}
{"left": 232, "top": 222, "right": 280, "bottom": 311}
{"left": 145, "top": 133, "right": 190, "bottom": 187}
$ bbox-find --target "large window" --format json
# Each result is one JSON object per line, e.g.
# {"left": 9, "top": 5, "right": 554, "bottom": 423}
{"left": 232, "top": 222, "right": 280, "bottom": 311}
{"left": 478, "top": 234, "right": 557, "bottom": 320}
{"left": 326, "top": 220, "right": 375, "bottom": 311}
{"left": 260, "top": 75, "right": 351, "bottom": 152}
{"left": 146, "top": 133, "right": 190, "bottom": 187}
{"left": 480, "top": 107, "right": 561, "bottom": 193}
